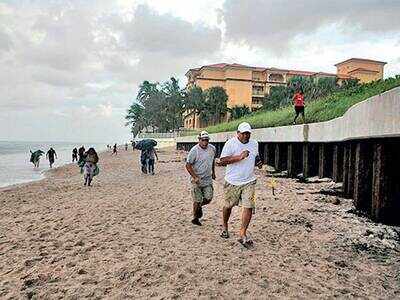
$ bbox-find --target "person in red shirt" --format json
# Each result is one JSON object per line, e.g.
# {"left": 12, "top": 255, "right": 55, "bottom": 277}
{"left": 293, "top": 89, "right": 305, "bottom": 124}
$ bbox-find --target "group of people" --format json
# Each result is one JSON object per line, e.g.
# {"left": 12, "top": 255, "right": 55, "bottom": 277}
{"left": 185, "top": 122, "right": 262, "bottom": 249}
{"left": 106, "top": 143, "right": 131, "bottom": 155}
{"left": 29, "top": 148, "right": 58, "bottom": 168}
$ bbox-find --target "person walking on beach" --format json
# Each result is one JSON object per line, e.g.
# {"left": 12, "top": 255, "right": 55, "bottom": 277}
{"left": 140, "top": 149, "right": 149, "bottom": 174}
{"left": 125, "top": 143, "right": 128, "bottom": 151}
{"left": 217, "top": 122, "right": 262, "bottom": 248}
{"left": 293, "top": 88, "right": 305, "bottom": 124}
{"left": 186, "top": 131, "right": 216, "bottom": 226}
{"left": 78, "top": 146, "right": 85, "bottom": 162}
{"left": 46, "top": 147, "right": 58, "bottom": 168}
{"left": 112, "top": 143, "right": 118, "bottom": 155}
{"left": 83, "top": 147, "right": 99, "bottom": 186}
{"left": 72, "top": 147, "right": 78, "bottom": 162}
{"left": 145, "top": 147, "right": 158, "bottom": 175}
{"left": 30, "top": 150, "right": 44, "bottom": 168}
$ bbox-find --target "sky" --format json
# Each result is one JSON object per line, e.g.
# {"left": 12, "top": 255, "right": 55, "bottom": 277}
{"left": 0, "top": 0, "right": 399, "bottom": 143}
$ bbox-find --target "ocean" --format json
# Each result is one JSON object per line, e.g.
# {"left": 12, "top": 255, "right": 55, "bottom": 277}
{"left": 0, "top": 141, "right": 107, "bottom": 188}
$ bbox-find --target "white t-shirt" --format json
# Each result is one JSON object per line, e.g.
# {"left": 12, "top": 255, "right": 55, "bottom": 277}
{"left": 220, "top": 137, "right": 259, "bottom": 185}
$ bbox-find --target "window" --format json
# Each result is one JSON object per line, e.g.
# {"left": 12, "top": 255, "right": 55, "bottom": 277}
{"left": 268, "top": 73, "right": 284, "bottom": 82}
{"left": 252, "top": 85, "right": 264, "bottom": 96}
{"left": 252, "top": 72, "right": 262, "bottom": 81}
{"left": 252, "top": 97, "right": 263, "bottom": 105}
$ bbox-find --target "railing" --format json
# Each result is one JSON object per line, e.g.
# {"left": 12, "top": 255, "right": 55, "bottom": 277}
{"left": 252, "top": 90, "right": 265, "bottom": 96}
{"left": 137, "top": 129, "right": 199, "bottom": 139}
{"left": 137, "top": 132, "right": 178, "bottom": 139}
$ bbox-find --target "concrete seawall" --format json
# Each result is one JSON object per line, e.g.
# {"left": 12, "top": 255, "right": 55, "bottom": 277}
{"left": 177, "top": 86, "right": 400, "bottom": 144}
{"left": 177, "top": 86, "right": 400, "bottom": 225}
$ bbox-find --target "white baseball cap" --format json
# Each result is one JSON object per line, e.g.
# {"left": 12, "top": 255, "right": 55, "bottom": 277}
{"left": 237, "top": 122, "right": 252, "bottom": 133}
{"left": 198, "top": 131, "right": 210, "bottom": 140}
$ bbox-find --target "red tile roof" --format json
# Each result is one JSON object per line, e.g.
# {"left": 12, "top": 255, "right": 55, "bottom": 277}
{"left": 335, "top": 58, "right": 387, "bottom": 66}
{"left": 287, "top": 70, "right": 316, "bottom": 76}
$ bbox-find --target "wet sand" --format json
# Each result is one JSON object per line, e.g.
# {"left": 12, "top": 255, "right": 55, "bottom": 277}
{"left": 0, "top": 147, "right": 399, "bottom": 299}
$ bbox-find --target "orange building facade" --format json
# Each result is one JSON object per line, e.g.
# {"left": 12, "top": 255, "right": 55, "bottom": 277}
{"left": 335, "top": 58, "right": 386, "bottom": 83}
{"left": 184, "top": 58, "right": 386, "bottom": 129}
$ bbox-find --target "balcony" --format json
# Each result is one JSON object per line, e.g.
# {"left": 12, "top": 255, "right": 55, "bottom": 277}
{"left": 252, "top": 91, "right": 264, "bottom": 97}
{"left": 252, "top": 97, "right": 263, "bottom": 106}
{"left": 268, "top": 73, "right": 285, "bottom": 83}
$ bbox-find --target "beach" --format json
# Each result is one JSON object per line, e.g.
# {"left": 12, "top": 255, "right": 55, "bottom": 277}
{"left": 0, "top": 141, "right": 107, "bottom": 188}
{"left": 0, "top": 147, "right": 399, "bottom": 299}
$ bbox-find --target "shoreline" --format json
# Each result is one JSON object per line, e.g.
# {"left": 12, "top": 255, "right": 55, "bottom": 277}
{"left": 0, "top": 147, "right": 399, "bottom": 298}
{"left": 0, "top": 148, "right": 112, "bottom": 191}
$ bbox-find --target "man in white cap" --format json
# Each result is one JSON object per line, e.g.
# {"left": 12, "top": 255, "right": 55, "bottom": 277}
{"left": 186, "top": 131, "right": 216, "bottom": 226}
{"left": 217, "top": 122, "right": 262, "bottom": 248}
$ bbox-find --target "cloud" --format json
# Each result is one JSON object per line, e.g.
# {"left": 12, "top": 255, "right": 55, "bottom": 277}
{"left": 0, "top": 28, "right": 12, "bottom": 53}
{"left": 221, "top": 0, "right": 400, "bottom": 53}
{"left": 121, "top": 4, "right": 221, "bottom": 57}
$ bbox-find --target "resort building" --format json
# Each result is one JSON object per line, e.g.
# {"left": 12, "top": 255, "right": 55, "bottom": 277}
{"left": 335, "top": 58, "right": 387, "bottom": 83}
{"left": 183, "top": 58, "right": 386, "bottom": 129}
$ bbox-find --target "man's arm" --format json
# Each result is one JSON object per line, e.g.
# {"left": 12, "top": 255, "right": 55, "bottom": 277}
{"left": 212, "top": 159, "right": 216, "bottom": 180}
{"left": 255, "top": 155, "right": 263, "bottom": 169}
{"left": 218, "top": 150, "right": 249, "bottom": 166}
{"left": 185, "top": 163, "right": 200, "bottom": 184}
{"left": 154, "top": 149, "right": 158, "bottom": 160}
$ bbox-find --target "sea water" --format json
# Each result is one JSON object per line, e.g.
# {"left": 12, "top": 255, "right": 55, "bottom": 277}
{"left": 0, "top": 141, "right": 106, "bottom": 188}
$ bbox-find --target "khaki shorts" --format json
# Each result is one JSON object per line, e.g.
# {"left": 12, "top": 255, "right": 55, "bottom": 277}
{"left": 223, "top": 181, "right": 256, "bottom": 209}
{"left": 192, "top": 184, "right": 214, "bottom": 204}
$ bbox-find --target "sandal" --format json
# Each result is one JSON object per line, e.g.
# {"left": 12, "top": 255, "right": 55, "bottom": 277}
{"left": 238, "top": 236, "right": 254, "bottom": 249}
{"left": 220, "top": 230, "right": 229, "bottom": 239}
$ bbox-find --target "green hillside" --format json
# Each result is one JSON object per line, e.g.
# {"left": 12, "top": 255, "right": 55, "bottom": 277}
{"left": 200, "top": 76, "right": 400, "bottom": 134}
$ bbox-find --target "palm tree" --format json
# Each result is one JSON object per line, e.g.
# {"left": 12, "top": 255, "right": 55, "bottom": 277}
{"left": 163, "top": 77, "right": 184, "bottom": 131}
{"left": 137, "top": 80, "right": 158, "bottom": 104}
{"left": 203, "top": 86, "right": 228, "bottom": 125}
{"left": 125, "top": 103, "right": 146, "bottom": 137}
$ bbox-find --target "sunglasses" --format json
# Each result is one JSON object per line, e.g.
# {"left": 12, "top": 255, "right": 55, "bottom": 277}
{"left": 200, "top": 138, "right": 209, "bottom": 142}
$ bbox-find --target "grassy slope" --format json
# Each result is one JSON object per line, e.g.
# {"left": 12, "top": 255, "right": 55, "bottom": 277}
{"left": 202, "top": 76, "right": 400, "bottom": 134}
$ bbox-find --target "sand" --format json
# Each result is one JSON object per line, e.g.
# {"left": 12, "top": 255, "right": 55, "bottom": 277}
{"left": 0, "top": 147, "right": 399, "bottom": 299}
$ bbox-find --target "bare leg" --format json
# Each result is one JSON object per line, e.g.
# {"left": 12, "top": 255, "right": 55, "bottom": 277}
{"left": 191, "top": 202, "right": 202, "bottom": 226}
{"left": 222, "top": 207, "right": 232, "bottom": 232}
{"left": 293, "top": 112, "right": 299, "bottom": 124}
{"left": 239, "top": 208, "right": 253, "bottom": 238}
{"left": 193, "top": 202, "right": 201, "bottom": 218}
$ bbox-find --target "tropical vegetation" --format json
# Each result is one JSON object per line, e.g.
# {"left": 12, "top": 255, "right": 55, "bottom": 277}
{"left": 204, "top": 75, "right": 400, "bottom": 134}
{"left": 125, "top": 79, "right": 229, "bottom": 136}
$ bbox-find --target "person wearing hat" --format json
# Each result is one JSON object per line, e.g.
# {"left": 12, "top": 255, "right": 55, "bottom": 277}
{"left": 217, "top": 122, "right": 262, "bottom": 248}
{"left": 185, "top": 131, "right": 216, "bottom": 226}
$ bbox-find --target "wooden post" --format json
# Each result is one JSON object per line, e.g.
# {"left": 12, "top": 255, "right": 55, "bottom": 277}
{"left": 274, "top": 144, "right": 287, "bottom": 172}
{"left": 318, "top": 144, "right": 333, "bottom": 178}
{"left": 332, "top": 144, "right": 343, "bottom": 182}
{"left": 354, "top": 142, "right": 373, "bottom": 213}
{"left": 303, "top": 143, "right": 318, "bottom": 178}
{"left": 287, "top": 143, "right": 302, "bottom": 178}
{"left": 342, "top": 145, "right": 350, "bottom": 197}
{"left": 371, "top": 141, "right": 400, "bottom": 224}
{"left": 348, "top": 143, "right": 356, "bottom": 198}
